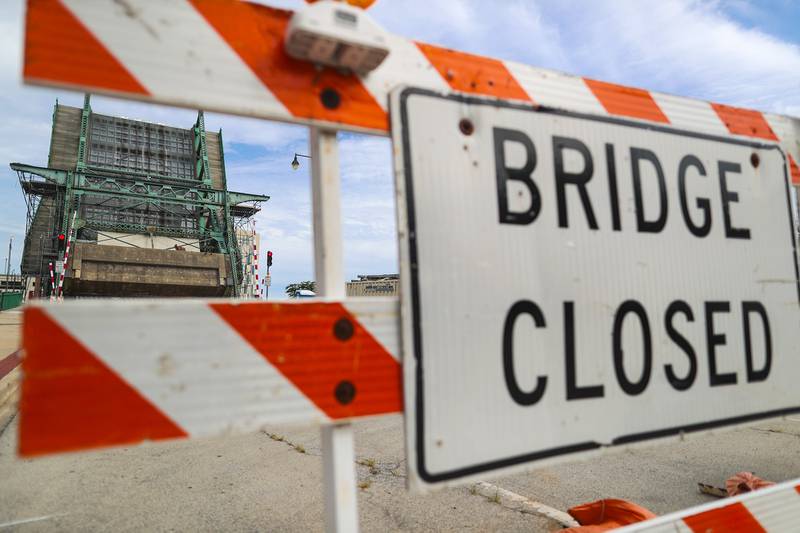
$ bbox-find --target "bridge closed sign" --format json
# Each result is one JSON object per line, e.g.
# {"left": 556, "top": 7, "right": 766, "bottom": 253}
{"left": 392, "top": 88, "right": 800, "bottom": 491}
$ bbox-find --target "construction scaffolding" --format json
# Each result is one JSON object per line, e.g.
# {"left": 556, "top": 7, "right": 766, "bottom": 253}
{"left": 12, "top": 95, "right": 269, "bottom": 298}
{"left": 236, "top": 222, "right": 261, "bottom": 299}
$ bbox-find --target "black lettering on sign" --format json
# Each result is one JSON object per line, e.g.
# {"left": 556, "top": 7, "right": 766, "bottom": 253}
{"left": 494, "top": 128, "right": 540, "bottom": 225}
{"left": 678, "top": 155, "right": 712, "bottom": 237}
{"left": 605, "top": 143, "right": 622, "bottom": 231}
{"left": 612, "top": 300, "right": 652, "bottom": 396}
{"left": 564, "top": 302, "right": 605, "bottom": 400}
{"left": 742, "top": 301, "right": 772, "bottom": 382}
{"left": 718, "top": 161, "right": 751, "bottom": 239}
{"left": 553, "top": 136, "right": 599, "bottom": 230}
{"left": 664, "top": 300, "right": 698, "bottom": 391}
{"left": 631, "top": 148, "right": 668, "bottom": 233}
{"left": 503, "top": 300, "right": 548, "bottom": 406}
{"left": 705, "top": 302, "right": 737, "bottom": 386}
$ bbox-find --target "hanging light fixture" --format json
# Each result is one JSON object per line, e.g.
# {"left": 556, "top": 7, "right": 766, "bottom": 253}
{"left": 292, "top": 153, "right": 311, "bottom": 170}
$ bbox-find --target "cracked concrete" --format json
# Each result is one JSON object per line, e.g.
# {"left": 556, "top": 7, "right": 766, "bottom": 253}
{"left": 0, "top": 415, "right": 555, "bottom": 531}
{"left": 2, "top": 317, "right": 799, "bottom": 533}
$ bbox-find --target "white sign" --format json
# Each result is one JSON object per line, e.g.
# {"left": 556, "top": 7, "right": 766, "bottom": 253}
{"left": 392, "top": 88, "right": 800, "bottom": 492}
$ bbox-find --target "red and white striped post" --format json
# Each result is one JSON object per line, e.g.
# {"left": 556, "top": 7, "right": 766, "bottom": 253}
{"left": 252, "top": 225, "right": 259, "bottom": 299}
{"left": 56, "top": 211, "right": 77, "bottom": 301}
{"left": 47, "top": 262, "right": 55, "bottom": 302}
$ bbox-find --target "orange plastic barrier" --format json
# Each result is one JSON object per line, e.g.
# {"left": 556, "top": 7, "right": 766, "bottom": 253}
{"left": 564, "top": 499, "right": 657, "bottom": 532}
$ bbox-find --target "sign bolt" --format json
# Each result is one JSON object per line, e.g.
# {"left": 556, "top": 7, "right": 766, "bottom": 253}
{"left": 335, "top": 380, "right": 356, "bottom": 405}
{"left": 320, "top": 88, "right": 341, "bottom": 109}
{"left": 333, "top": 317, "right": 354, "bottom": 341}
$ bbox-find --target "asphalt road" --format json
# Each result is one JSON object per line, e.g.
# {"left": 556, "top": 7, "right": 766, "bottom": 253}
{"left": 2, "top": 411, "right": 799, "bottom": 531}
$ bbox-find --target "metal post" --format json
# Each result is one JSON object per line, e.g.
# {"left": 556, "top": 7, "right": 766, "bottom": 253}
{"left": 265, "top": 264, "right": 270, "bottom": 300}
{"left": 310, "top": 127, "right": 358, "bottom": 533}
{"left": 5, "top": 236, "right": 12, "bottom": 285}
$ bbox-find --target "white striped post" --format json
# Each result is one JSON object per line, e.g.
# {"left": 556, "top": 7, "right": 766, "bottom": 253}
{"left": 252, "top": 225, "right": 259, "bottom": 299}
{"left": 311, "top": 127, "right": 359, "bottom": 533}
{"left": 56, "top": 210, "right": 77, "bottom": 301}
{"left": 47, "top": 262, "right": 55, "bottom": 302}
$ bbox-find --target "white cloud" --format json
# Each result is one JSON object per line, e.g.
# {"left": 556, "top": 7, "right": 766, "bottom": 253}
{"left": 242, "top": 131, "right": 398, "bottom": 298}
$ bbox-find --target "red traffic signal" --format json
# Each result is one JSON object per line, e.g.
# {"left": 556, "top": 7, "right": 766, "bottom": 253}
{"left": 267, "top": 250, "right": 273, "bottom": 267}
{"left": 57, "top": 233, "right": 66, "bottom": 241}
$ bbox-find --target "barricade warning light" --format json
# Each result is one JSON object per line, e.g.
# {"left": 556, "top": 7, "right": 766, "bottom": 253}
{"left": 285, "top": 0, "right": 389, "bottom": 74}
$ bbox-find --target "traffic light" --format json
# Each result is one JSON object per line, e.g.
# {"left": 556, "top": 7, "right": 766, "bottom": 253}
{"left": 57, "top": 233, "right": 66, "bottom": 253}
{"left": 267, "top": 250, "right": 273, "bottom": 267}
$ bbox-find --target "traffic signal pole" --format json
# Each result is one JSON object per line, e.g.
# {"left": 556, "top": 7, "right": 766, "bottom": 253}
{"left": 265, "top": 251, "right": 272, "bottom": 300}
{"left": 265, "top": 265, "right": 270, "bottom": 300}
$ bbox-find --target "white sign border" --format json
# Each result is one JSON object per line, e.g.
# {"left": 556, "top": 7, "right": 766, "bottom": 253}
{"left": 393, "top": 86, "right": 800, "bottom": 490}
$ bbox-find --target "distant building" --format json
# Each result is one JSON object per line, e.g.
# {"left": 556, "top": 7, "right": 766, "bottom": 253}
{"left": 12, "top": 95, "right": 268, "bottom": 298}
{"left": 236, "top": 227, "right": 261, "bottom": 299}
{"left": 346, "top": 274, "right": 398, "bottom": 297}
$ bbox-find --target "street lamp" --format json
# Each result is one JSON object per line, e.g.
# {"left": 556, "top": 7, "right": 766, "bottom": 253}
{"left": 291, "top": 153, "right": 311, "bottom": 170}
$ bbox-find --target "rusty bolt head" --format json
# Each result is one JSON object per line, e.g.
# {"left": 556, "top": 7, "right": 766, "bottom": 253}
{"left": 459, "top": 118, "right": 474, "bottom": 136}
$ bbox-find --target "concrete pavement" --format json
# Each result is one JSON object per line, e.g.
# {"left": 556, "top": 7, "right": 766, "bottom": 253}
{"left": 0, "top": 415, "right": 556, "bottom": 532}
{"left": 1, "top": 307, "right": 799, "bottom": 530}
{"left": 1, "top": 408, "right": 799, "bottom": 531}
{"left": 0, "top": 308, "right": 22, "bottom": 358}
{"left": 0, "top": 308, "right": 22, "bottom": 438}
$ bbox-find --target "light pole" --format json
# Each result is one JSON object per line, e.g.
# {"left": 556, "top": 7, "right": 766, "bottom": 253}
{"left": 291, "top": 153, "right": 311, "bottom": 170}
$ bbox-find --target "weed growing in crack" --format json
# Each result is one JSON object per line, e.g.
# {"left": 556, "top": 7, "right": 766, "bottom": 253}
{"left": 357, "top": 458, "right": 379, "bottom": 474}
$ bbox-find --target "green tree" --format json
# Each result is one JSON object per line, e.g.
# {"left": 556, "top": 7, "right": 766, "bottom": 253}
{"left": 285, "top": 281, "right": 316, "bottom": 298}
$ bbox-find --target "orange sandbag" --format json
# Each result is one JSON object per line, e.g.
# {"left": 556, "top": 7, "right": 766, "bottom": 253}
{"left": 564, "top": 499, "right": 658, "bottom": 532}
{"left": 726, "top": 471, "right": 775, "bottom": 496}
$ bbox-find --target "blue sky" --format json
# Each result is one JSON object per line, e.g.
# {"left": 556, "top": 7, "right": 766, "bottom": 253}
{"left": 1, "top": 0, "right": 799, "bottom": 298}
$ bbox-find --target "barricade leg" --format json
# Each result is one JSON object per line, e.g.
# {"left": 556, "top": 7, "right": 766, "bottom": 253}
{"left": 311, "top": 127, "right": 358, "bottom": 533}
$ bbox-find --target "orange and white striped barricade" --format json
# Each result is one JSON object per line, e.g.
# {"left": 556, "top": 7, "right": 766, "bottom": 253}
{"left": 21, "top": 297, "right": 401, "bottom": 456}
{"left": 618, "top": 477, "right": 800, "bottom": 532}
{"left": 22, "top": 0, "right": 800, "bottom": 180}
{"left": 18, "top": 1, "right": 800, "bottom": 531}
